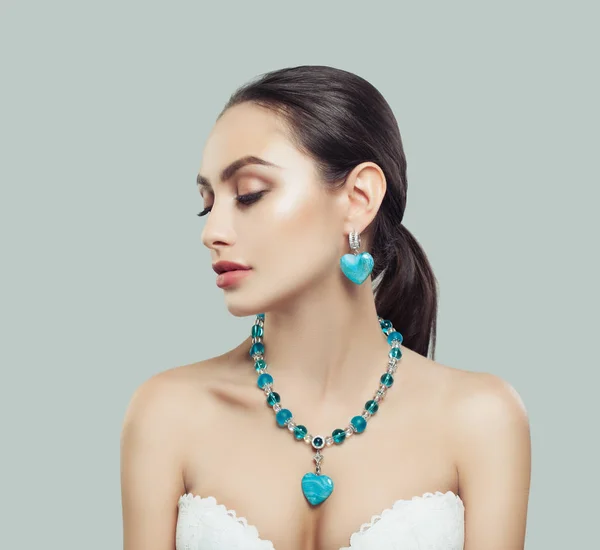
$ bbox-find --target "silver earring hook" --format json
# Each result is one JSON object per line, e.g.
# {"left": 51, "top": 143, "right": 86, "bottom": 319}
{"left": 349, "top": 229, "right": 361, "bottom": 255}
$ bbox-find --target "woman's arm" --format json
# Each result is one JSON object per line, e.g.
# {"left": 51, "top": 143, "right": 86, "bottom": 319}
{"left": 120, "top": 372, "right": 187, "bottom": 550}
{"left": 453, "top": 372, "right": 532, "bottom": 550}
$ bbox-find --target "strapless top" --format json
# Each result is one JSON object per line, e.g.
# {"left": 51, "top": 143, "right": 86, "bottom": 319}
{"left": 176, "top": 489, "right": 464, "bottom": 549}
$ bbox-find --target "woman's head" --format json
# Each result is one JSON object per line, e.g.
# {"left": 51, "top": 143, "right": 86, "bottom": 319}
{"left": 198, "top": 65, "right": 438, "bottom": 358}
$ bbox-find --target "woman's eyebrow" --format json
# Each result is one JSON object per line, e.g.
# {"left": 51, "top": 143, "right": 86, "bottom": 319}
{"left": 196, "top": 155, "right": 281, "bottom": 190}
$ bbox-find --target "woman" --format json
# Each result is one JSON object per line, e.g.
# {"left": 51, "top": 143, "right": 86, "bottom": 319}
{"left": 120, "top": 65, "right": 531, "bottom": 549}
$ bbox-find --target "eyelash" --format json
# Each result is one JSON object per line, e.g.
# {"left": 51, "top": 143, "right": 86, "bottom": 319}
{"left": 197, "top": 191, "right": 266, "bottom": 217}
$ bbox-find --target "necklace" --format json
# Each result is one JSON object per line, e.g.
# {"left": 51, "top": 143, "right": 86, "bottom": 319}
{"left": 249, "top": 312, "right": 403, "bottom": 506}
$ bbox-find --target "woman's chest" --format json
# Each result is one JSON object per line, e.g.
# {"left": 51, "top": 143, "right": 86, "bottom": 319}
{"left": 181, "top": 386, "right": 459, "bottom": 549}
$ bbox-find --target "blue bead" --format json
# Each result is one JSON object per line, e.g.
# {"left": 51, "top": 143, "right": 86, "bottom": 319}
{"left": 388, "top": 348, "right": 402, "bottom": 359}
{"left": 389, "top": 347, "right": 402, "bottom": 359}
{"left": 257, "top": 313, "right": 265, "bottom": 320}
{"left": 294, "top": 425, "right": 307, "bottom": 439}
{"left": 380, "top": 319, "right": 392, "bottom": 330}
{"left": 257, "top": 373, "right": 273, "bottom": 388}
{"left": 301, "top": 472, "right": 334, "bottom": 506}
{"left": 365, "top": 400, "right": 379, "bottom": 414}
{"left": 351, "top": 415, "right": 367, "bottom": 433}
{"left": 387, "top": 331, "right": 403, "bottom": 345}
{"left": 276, "top": 408, "right": 292, "bottom": 427}
{"left": 381, "top": 373, "right": 394, "bottom": 387}
{"left": 254, "top": 359, "right": 266, "bottom": 372}
{"left": 250, "top": 342, "right": 264, "bottom": 357}
{"left": 332, "top": 428, "right": 346, "bottom": 444}
{"left": 266, "top": 392, "right": 280, "bottom": 406}
{"left": 251, "top": 325, "right": 263, "bottom": 337}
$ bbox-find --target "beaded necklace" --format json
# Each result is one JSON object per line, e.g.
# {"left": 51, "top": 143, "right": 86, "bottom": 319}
{"left": 249, "top": 313, "right": 403, "bottom": 506}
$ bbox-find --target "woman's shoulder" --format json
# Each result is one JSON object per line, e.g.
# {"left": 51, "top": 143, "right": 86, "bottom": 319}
{"left": 122, "top": 355, "right": 229, "bottom": 434}
{"left": 418, "top": 353, "right": 530, "bottom": 461}
{"left": 408, "top": 347, "right": 525, "bottom": 410}
{"left": 404, "top": 348, "right": 528, "bottom": 438}
{"left": 138, "top": 352, "right": 233, "bottom": 398}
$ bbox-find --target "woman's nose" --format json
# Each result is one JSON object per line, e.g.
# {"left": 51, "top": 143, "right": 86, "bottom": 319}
{"left": 200, "top": 200, "right": 237, "bottom": 250}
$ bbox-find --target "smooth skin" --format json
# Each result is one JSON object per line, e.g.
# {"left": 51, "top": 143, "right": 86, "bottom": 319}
{"left": 121, "top": 102, "right": 531, "bottom": 549}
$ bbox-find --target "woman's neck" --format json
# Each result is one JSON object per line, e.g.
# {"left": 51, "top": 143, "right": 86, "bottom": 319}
{"left": 239, "top": 282, "right": 393, "bottom": 407}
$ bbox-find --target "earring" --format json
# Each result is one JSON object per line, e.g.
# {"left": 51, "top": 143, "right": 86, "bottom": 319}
{"left": 339, "top": 229, "right": 374, "bottom": 285}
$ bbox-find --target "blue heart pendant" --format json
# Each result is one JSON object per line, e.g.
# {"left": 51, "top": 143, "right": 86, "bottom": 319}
{"left": 301, "top": 472, "right": 334, "bottom": 506}
{"left": 340, "top": 252, "right": 374, "bottom": 285}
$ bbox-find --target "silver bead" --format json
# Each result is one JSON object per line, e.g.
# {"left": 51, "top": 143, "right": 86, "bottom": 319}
{"left": 374, "top": 393, "right": 382, "bottom": 403}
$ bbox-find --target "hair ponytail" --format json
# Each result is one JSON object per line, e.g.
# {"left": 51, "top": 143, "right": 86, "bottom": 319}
{"left": 372, "top": 224, "right": 438, "bottom": 359}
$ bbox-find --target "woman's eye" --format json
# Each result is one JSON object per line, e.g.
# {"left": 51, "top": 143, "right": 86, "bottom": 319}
{"left": 197, "top": 191, "right": 266, "bottom": 217}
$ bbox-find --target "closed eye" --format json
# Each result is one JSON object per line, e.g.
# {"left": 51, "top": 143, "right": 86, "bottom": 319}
{"left": 197, "top": 191, "right": 266, "bottom": 217}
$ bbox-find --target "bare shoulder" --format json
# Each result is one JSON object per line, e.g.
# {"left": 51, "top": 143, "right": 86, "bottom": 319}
{"left": 443, "top": 363, "right": 530, "bottom": 429}
{"left": 427, "top": 356, "right": 532, "bottom": 532}
{"left": 406, "top": 348, "right": 528, "bottom": 421}
{"left": 122, "top": 355, "right": 227, "bottom": 429}
{"left": 120, "top": 361, "right": 209, "bottom": 478}
{"left": 421, "top": 362, "right": 532, "bottom": 545}
{"left": 120, "top": 356, "right": 226, "bottom": 549}
{"left": 403, "top": 349, "right": 530, "bottom": 455}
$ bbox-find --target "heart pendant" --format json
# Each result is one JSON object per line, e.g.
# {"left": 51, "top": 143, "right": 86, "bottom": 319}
{"left": 301, "top": 472, "right": 334, "bottom": 506}
{"left": 340, "top": 252, "right": 374, "bottom": 285}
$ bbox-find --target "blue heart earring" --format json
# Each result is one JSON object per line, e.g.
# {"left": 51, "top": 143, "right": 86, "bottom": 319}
{"left": 340, "top": 229, "right": 374, "bottom": 285}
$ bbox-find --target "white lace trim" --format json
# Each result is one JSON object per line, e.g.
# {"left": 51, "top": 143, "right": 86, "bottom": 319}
{"left": 178, "top": 494, "right": 274, "bottom": 545}
{"left": 354, "top": 490, "right": 463, "bottom": 534}
{"left": 178, "top": 489, "right": 463, "bottom": 548}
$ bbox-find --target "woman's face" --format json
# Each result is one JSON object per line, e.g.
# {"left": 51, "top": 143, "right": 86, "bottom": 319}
{"left": 198, "top": 102, "right": 348, "bottom": 316}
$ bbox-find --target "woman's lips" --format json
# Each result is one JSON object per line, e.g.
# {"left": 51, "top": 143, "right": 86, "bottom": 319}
{"left": 216, "top": 269, "right": 253, "bottom": 288}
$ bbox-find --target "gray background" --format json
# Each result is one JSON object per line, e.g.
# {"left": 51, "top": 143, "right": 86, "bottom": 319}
{"left": 1, "top": 1, "right": 598, "bottom": 548}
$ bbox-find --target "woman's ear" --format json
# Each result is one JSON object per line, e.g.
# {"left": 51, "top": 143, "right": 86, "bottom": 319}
{"left": 342, "top": 161, "right": 387, "bottom": 236}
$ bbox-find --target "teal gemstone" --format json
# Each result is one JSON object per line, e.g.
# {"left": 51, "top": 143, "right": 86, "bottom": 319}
{"left": 294, "top": 425, "right": 307, "bottom": 440}
{"left": 276, "top": 408, "right": 292, "bottom": 427}
{"left": 380, "top": 373, "right": 394, "bottom": 387}
{"left": 351, "top": 415, "right": 367, "bottom": 433}
{"left": 389, "top": 347, "right": 402, "bottom": 359}
{"left": 250, "top": 342, "right": 264, "bottom": 357}
{"left": 340, "top": 251, "right": 374, "bottom": 284}
{"left": 311, "top": 436, "right": 325, "bottom": 449}
{"left": 301, "top": 472, "right": 334, "bottom": 506}
{"left": 257, "top": 373, "right": 273, "bottom": 388}
{"left": 380, "top": 319, "right": 392, "bottom": 330}
{"left": 251, "top": 325, "right": 264, "bottom": 337}
{"left": 332, "top": 428, "right": 346, "bottom": 444}
{"left": 257, "top": 313, "right": 265, "bottom": 320}
{"left": 365, "top": 400, "right": 379, "bottom": 414}
{"left": 266, "top": 392, "right": 280, "bottom": 405}
{"left": 387, "top": 331, "right": 403, "bottom": 345}
{"left": 254, "top": 359, "right": 266, "bottom": 372}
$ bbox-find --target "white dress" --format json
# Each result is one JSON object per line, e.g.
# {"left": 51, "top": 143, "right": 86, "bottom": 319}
{"left": 176, "top": 489, "right": 464, "bottom": 549}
